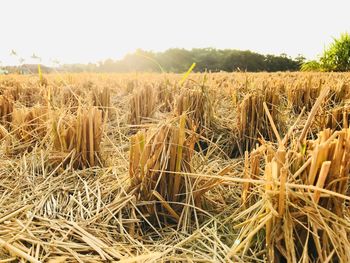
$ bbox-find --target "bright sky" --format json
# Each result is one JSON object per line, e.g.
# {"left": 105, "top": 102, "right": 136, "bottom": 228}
{"left": 0, "top": 0, "right": 349, "bottom": 66}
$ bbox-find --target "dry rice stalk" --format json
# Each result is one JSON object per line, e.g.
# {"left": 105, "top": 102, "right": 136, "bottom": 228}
{"left": 129, "top": 85, "right": 158, "bottom": 126}
{"left": 315, "top": 105, "right": 350, "bottom": 131}
{"left": 3, "top": 85, "right": 21, "bottom": 101}
{"left": 51, "top": 107, "right": 104, "bottom": 169}
{"left": 2, "top": 72, "right": 350, "bottom": 262}
{"left": 233, "top": 89, "right": 282, "bottom": 156}
{"left": 234, "top": 98, "right": 350, "bottom": 261}
{"left": 157, "top": 81, "right": 175, "bottom": 112}
{"left": 278, "top": 167, "right": 287, "bottom": 217}
{"left": 241, "top": 147, "right": 264, "bottom": 206}
{"left": 3, "top": 83, "right": 45, "bottom": 107}
{"left": 287, "top": 77, "right": 322, "bottom": 113}
{"left": 299, "top": 86, "right": 330, "bottom": 145}
{"left": 261, "top": 128, "right": 350, "bottom": 261}
{"left": 11, "top": 106, "right": 48, "bottom": 145}
{"left": 0, "top": 95, "right": 13, "bottom": 125}
{"left": 129, "top": 115, "right": 212, "bottom": 224}
{"left": 305, "top": 129, "right": 350, "bottom": 215}
{"left": 174, "top": 86, "right": 213, "bottom": 133}
{"left": 92, "top": 86, "right": 110, "bottom": 118}
{"left": 329, "top": 81, "right": 350, "bottom": 105}
{"left": 60, "top": 86, "right": 83, "bottom": 110}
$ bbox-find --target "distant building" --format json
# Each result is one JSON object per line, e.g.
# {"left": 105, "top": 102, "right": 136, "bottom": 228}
{"left": 2, "top": 64, "right": 52, "bottom": 74}
{"left": 0, "top": 68, "right": 9, "bottom": 75}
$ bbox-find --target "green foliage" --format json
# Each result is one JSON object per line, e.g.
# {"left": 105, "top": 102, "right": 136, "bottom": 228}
{"left": 301, "top": 60, "right": 322, "bottom": 72}
{"left": 302, "top": 32, "right": 350, "bottom": 72}
{"left": 59, "top": 48, "right": 301, "bottom": 73}
{"left": 320, "top": 33, "right": 350, "bottom": 71}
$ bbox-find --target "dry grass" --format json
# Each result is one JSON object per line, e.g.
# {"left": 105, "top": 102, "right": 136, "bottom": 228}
{"left": 0, "top": 95, "right": 13, "bottom": 125}
{"left": 0, "top": 72, "right": 350, "bottom": 262}
{"left": 129, "top": 115, "right": 199, "bottom": 224}
{"left": 233, "top": 87, "right": 283, "bottom": 156}
{"left": 92, "top": 86, "right": 111, "bottom": 118}
{"left": 51, "top": 107, "right": 104, "bottom": 169}
{"left": 129, "top": 84, "right": 158, "bottom": 126}
{"left": 315, "top": 105, "right": 350, "bottom": 131}
{"left": 174, "top": 85, "right": 213, "bottom": 132}
{"left": 11, "top": 106, "right": 49, "bottom": 151}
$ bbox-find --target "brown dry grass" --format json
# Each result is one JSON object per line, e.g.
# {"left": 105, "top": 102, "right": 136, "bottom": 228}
{"left": 0, "top": 72, "right": 350, "bottom": 262}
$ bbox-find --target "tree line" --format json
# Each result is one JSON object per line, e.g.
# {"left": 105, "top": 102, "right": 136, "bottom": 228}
{"left": 59, "top": 48, "right": 305, "bottom": 73}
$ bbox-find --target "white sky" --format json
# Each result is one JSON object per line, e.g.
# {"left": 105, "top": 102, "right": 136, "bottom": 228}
{"left": 0, "top": 0, "right": 349, "bottom": 66}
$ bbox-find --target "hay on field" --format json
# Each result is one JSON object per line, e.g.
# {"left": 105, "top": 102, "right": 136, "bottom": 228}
{"left": 233, "top": 88, "right": 283, "bottom": 156}
{"left": 174, "top": 86, "right": 213, "bottom": 133}
{"left": 92, "top": 86, "right": 111, "bottom": 118}
{"left": 129, "top": 84, "right": 158, "bottom": 126}
{"left": 1, "top": 72, "right": 350, "bottom": 262}
{"left": 129, "top": 115, "right": 199, "bottom": 223}
{"left": 51, "top": 107, "right": 104, "bottom": 169}
{"left": 11, "top": 106, "right": 49, "bottom": 150}
{"left": 0, "top": 95, "right": 13, "bottom": 125}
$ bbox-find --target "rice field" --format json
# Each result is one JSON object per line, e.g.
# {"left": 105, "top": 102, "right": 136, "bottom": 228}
{"left": 0, "top": 72, "right": 350, "bottom": 262}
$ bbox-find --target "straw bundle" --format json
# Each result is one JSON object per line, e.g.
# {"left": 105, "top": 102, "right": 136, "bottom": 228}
{"left": 287, "top": 80, "right": 321, "bottom": 113}
{"left": 157, "top": 81, "right": 175, "bottom": 112}
{"left": 3, "top": 85, "right": 21, "bottom": 101}
{"left": 0, "top": 78, "right": 21, "bottom": 99}
{"left": 298, "top": 129, "right": 350, "bottom": 212}
{"left": 129, "top": 115, "right": 211, "bottom": 223}
{"left": 275, "top": 129, "right": 349, "bottom": 261}
{"left": 2, "top": 72, "right": 350, "bottom": 262}
{"left": 11, "top": 106, "right": 48, "bottom": 147}
{"left": 329, "top": 81, "right": 350, "bottom": 105}
{"left": 315, "top": 105, "right": 350, "bottom": 131}
{"left": 234, "top": 89, "right": 281, "bottom": 156}
{"left": 60, "top": 86, "right": 84, "bottom": 110}
{"left": 51, "top": 107, "right": 104, "bottom": 169}
{"left": 3, "top": 83, "right": 45, "bottom": 107}
{"left": 236, "top": 127, "right": 350, "bottom": 262}
{"left": 174, "top": 86, "right": 213, "bottom": 132}
{"left": 0, "top": 95, "right": 13, "bottom": 125}
{"left": 92, "top": 86, "right": 110, "bottom": 118}
{"left": 129, "top": 85, "right": 158, "bottom": 126}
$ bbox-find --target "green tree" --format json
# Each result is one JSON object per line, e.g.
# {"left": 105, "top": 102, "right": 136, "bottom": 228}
{"left": 301, "top": 60, "right": 321, "bottom": 72}
{"left": 58, "top": 48, "right": 302, "bottom": 73}
{"left": 302, "top": 33, "right": 350, "bottom": 72}
{"left": 320, "top": 33, "right": 350, "bottom": 71}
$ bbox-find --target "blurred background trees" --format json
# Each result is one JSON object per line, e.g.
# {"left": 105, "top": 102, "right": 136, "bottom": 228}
{"left": 59, "top": 48, "right": 302, "bottom": 73}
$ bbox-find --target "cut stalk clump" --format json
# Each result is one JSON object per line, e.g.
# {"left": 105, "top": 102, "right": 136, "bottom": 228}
{"left": 51, "top": 107, "right": 104, "bottom": 169}
{"left": 60, "top": 86, "right": 85, "bottom": 111}
{"left": 314, "top": 105, "right": 350, "bottom": 131}
{"left": 0, "top": 95, "right": 13, "bottom": 125}
{"left": 300, "top": 129, "right": 350, "bottom": 213}
{"left": 92, "top": 86, "right": 110, "bottom": 118}
{"left": 233, "top": 90, "right": 282, "bottom": 156}
{"left": 11, "top": 106, "right": 49, "bottom": 149}
{"left": 287, "top": 77, "right": 321, "bottom": 113}
{"left": 129, "top": 115, "right": 211, "bottom": 223}
{"left": 329, "top": 81, "right": 350, "bottom": 105}
{"left": 3, "top": 83, "right": 45, "bottom": 107}
{"left": 157, "top": 81, "right": 175, "bottom": 112}
{"left": 236, "top": 89, "right": 348, "bottom": 261}
{"left": 245, "top": 128, "right": 350, "bottom": 262}
{"left": 129, "top": 84, "right": 158, "bottom": 126}
{"left": 174, "top": 86, "right": 213, "bottom": 132}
